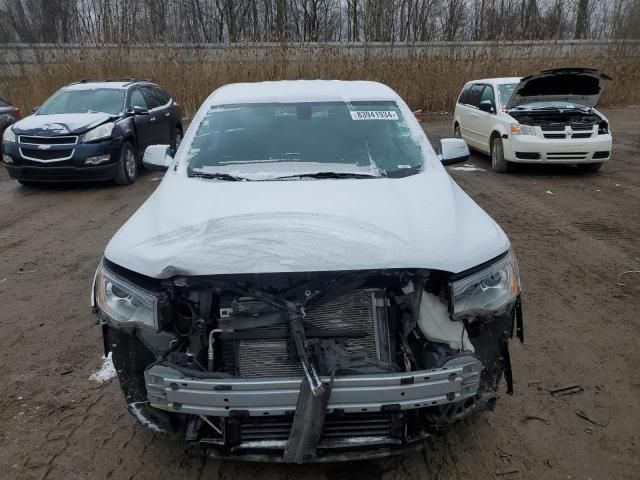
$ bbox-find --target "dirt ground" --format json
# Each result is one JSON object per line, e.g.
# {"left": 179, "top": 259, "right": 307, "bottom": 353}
{"left": 0, "top": 108, "right": 638, "bottom": 480}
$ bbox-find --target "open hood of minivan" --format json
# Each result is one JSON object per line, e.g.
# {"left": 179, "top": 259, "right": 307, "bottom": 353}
{"left": 12, "top": 112, "right": 115, "bottom": 136}
{"left": 104, "top": 170, "right": 510, "bottom": 279}
{"left": 506, "top": 68, "right": 611, "bottom": 109}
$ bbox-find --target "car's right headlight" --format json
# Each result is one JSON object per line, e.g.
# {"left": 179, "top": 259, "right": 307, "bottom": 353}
{"left": 450, "top": 250, "right": 521, "bottom": 319}
{"left": 2, "top": 127, "right": 16, "bottom": 143}
{"left": 94, "top": 262, "right": 158, "bottom": 330}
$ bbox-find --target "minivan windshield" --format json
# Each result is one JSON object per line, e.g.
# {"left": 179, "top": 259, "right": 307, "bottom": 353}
{"left": 186, "top": 101, "right": 423, "bottom": 180}
{"left": 38, "top": 89, "right": 125, "bottom": 115}
{"left": 497, "top": 83, "right": 518, "bottom": 109}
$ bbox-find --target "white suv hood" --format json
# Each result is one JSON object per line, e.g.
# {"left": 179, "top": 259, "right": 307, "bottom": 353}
{"left": 105, "top": 171, "right": 510, "bottom": 279}
{"left": 506, "top": 67, "right": 611, "bottom": 109}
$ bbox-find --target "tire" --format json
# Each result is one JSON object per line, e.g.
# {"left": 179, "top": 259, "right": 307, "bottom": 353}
{"left": 17, "top": 180, "right": 39, "bottom": 187}
{"left": 454, "top": 124, "right": 461, "bottom": 139}
{"left": 171, "top": 127, "right": 183, "bottom": 155}
{"left": 114, "top": 142, "right": 138, "bottom": 185}
{"left": 491, "top": 136, "right": 510, "bottom": 173}
{"left": 576, "top": 162, "right": 603, "bottom": 173}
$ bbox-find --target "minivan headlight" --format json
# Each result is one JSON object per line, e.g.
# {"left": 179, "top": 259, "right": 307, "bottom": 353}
{"left": 2, "top": 127, "right": 16, "bottom": 143}
{"left": 94, "top": 263, "right": 158, "bottom": 330}
{"left": 84, "top": 122, "right": 115, "bottom": 143}
{"left": 450, "top": 250, "right": 520, "bottom": 319}
{"left": 510, "top": 124, "right": 535, "bottom": 136}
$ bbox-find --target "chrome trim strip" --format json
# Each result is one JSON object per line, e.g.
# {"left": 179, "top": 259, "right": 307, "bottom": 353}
{"left": 18, "top": 135, "right": 78, "bottom": 146}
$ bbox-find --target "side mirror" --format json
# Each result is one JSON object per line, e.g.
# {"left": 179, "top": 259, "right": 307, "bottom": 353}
{"left": 478, "top": 100, "right": 495, "bottom": 113}
{"left": 133, "top": 106, "right": 149, "bottom": 115}
{"left": 439, "top": 138, "right": 470, "bottom": 166}
{"left": 143, "top": 145, "right": 172, "bottom": 171}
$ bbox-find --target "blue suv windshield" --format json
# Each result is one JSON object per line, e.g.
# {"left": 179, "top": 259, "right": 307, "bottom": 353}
{"left": 38, "top": 89, "right": 125, "bottom": 115}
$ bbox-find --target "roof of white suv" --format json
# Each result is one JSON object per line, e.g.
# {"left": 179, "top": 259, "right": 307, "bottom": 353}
{"left": 208, "top": 80, "right": 400, "bottom": 105}
{"left": 466, "top": 77, "right": 522, "bottom": 85}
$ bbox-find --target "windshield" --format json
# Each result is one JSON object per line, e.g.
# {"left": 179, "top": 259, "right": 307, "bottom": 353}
{"left": 38, "top": 89, "right": 125, "bottom": 115}
{"left": 497, "top": 83, "right": 518, "bottom": 109}
{"left": 186, "top": 101, "right": 423, "bottom": 180}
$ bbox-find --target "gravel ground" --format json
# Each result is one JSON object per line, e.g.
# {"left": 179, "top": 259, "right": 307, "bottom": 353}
{"left": 0, "top": 108, "right": 638, "bottom": 480}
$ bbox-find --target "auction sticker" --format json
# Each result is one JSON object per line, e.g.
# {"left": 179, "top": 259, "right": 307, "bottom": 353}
{"left": 350, "top": 110, "right": 399, "bottom": 120}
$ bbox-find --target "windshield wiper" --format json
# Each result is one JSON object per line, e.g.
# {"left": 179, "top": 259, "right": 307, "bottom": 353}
{"left": 273, "top": 171, "right": 379, "bottom": 180}
{"left": 189, "top": 172, "right": 247, "bottom": 181}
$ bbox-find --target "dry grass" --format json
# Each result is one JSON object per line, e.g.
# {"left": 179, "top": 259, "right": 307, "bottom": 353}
{"left": 4, "top": 44, "right": 639, "bottom": 116}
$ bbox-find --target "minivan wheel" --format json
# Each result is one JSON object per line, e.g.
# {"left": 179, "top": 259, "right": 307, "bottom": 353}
{"left": 114, "top": 142, "right": 138, "bottom": 185}
{"left": 491, "top": 137, "right": 510, "bottom": 173}
{"left": 576, "top": 162, "right": 603, "bottom": 173}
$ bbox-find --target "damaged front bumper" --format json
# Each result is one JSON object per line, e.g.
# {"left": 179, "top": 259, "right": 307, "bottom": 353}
{"left": 146, "top": 355, "right": 481, "bottom": 416}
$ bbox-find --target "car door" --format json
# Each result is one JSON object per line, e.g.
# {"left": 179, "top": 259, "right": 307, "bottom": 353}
{"left": 140, "top": 85, "right": 172, "bottom": 145}
{"left": 461, "top": 84, "right": 485, "bottom": 149}
{"left": 129, "top": 87, "right": 155, "bottom": 155}
{"left": 475, "top": 85, "right": 497, "bottom": 153}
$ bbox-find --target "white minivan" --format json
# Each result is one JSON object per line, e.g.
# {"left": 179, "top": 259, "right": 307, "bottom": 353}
{"left": 453, "top": 68, "right": 612, "bottom": 172}
{"left": 92, "top": 80, "right": 523, "bottom": 463}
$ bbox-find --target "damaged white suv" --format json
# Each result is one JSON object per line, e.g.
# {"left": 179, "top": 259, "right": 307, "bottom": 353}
{"left": 92, "top": 80, "right": 523, "bottom": 463}
{"left": 454, "top": 68, "right": 612, "bottom": 172}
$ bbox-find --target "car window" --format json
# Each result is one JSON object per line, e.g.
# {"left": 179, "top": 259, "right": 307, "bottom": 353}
{"left": 458, "top": 84, "right": 472, "bottom": 105}
{"left": 186, "top": 101, "right": 423, "bottom": 178}
{"left": 130, "top": 89, "right": 147, "bottom": 109}
{"left": 481, "top": 85, "right": 495, "bottom": 105}
{"left": 154, "top": 87, "right": 171, "bottom": 104}
{"left": 497, "top": 83, "right": 518, "bottom": 109}
{"left": 140, "top": 86, "right": 164, "bottom": 109}
{"left": 38, "top": 89, "right": 125, "bottom": 115}
{"left": 466, "top": 84, "right": 485, "bottom": 108}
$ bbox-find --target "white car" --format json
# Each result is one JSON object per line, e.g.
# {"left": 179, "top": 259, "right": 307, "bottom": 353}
{"left": 92, "top": 80, "right": 523, "bottom": 462}
{"left": 453, "top": 68, "right": 613, "bottom": 172}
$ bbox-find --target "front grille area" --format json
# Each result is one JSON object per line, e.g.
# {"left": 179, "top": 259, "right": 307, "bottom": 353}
{"left": 237, "top": 412, "right": 396, "bottom": 448}
{"left": 572, "top": 132, "right": 592, "bottom": 139}
{"left": 223, "top": 289, "right": 390, "bottom": 378}
{"left": 543, "top": 133, "right": 565, "bottom": 139}
{"left": 20, "top": 147, "right": 74, "bottom": 161}
{"left": 515, "top": 152, "right": 541, "bottom": 160}
{"left": 19, "top": 135, "right": 77, "bottom": 145}
{"left": 547, "top": 152, "right": 588, "bottom": 160}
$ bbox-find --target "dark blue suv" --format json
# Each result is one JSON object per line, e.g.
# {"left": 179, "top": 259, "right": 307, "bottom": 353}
{"left": 1, "top": 79, "right": 183, "bottom": 185}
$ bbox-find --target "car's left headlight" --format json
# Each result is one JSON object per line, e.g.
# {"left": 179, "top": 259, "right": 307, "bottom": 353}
{"left": 2, "top": 126, "right": 16, "bottom": 143}
{"left": 511, "top": 124, "right": 536, "bottom": 136}
{"left": 450, "top": 250, "right": 520, "bottom": 319}
{"left": 84, "top": 122, "right": 115, "bottom": 143}
{"left": 94, "top": 262, "right": 158, "bottom": 330}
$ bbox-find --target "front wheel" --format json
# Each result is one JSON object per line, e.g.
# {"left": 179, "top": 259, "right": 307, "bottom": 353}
{"left": 491, "top": 137, "right": 510, "bottom": 173}
{"left": 114, "top": 142, "right": 138, "bottom": 185}
{"left": 171, "top": 127, "right": 183, "bottom": 155}
{"left": 576, "top": 162, "right": 603, "bottom": 173}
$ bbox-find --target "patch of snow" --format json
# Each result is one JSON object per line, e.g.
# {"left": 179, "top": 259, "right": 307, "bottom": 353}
{"left": 89, "top": 353, "right": 116, "bottom": 383}
{"left": 128, "top": 402, "right": 166, "bottom": 434}
{"left": 238, "top": 440, "right": 288, "bottom": 449}
{"left": 546, "top": 190, "right": 554, "bottom": 195}
{"left": 450, "top": 164, "right": 485, "bottom": 172}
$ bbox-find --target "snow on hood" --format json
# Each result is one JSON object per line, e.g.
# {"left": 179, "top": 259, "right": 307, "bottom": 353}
{"left": 506, "top": 67, "right": 611, "bottom": 110}
{"left": 104, "top": 171, "right": 510, "bottom": 279}
{"left": 12, "top": 112, "right": 115, "bottom": 135}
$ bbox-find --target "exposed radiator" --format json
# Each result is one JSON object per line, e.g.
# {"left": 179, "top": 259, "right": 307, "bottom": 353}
{"left": 238, "top": 412, "right": 395, "bottom": 447}
{"left": 221, "top": 289, "right": 390, "bottom": 378}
